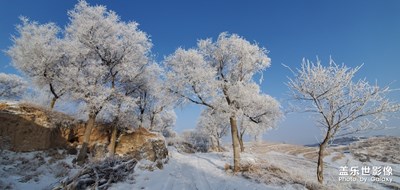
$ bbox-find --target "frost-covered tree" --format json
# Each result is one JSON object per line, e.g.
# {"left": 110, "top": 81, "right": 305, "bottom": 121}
{"left": 162, "top": 126, "right": 177, "bottom": 138}
{"left": 0, "top": 73, "right": 27, "bottom": 100}
{"left": 128, "top": 63, "right": 176, "bottom": 132}
{"left": 7, "top": 17, "right": 66, "bottom": 108}
{"left": 97, "top": 93, "right": 138, "bottom": 156}
{"left": 182, "top": 130, "right": 212, "bottom": 152}
{"left": 149, "top": 109, "right": 177, "bottom": 133}
{"left": 197, "top": 90, "right": 281, "bottom": 153}
{"left": 165, "top": 32, "right": 281, "bottom": 171}
{"left": 287, "top": 58, "right": 400, "bottom": 184}
{"left": 98, "top": 62, "right": 175, "bottom": 156}
{"left": 233, "top": 83, "right": 282, "bottom": 152}
{"left": 197, "top": 106, "right": 230, "bottom": 152}
{"left": 60, "top": 1, "right": 152, "bottom": 163}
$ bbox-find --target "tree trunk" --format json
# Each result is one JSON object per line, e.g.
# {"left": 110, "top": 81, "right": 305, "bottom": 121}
{"left": 50, "top": 96, "right": 57, "bottom": 109}
{"left": 317, "top": 134, "right": 330, "bottom": 184}
{"left": 48, "top": 82, "right": 60, "bottom": 110}
{"left": 108, "top": 126, "right": 118, "bottom": 157}
{"left": 77, "top": 113, "right": 96, "bottom": 165}
{"left": 229, "top": 116, "right": 241, "bottom": 172}
{"left": 149, "top": 114, "right": 156, "bottom": 131}
{"left": 239, "top": 133, "right": 245, "bottom": 152}
{"left": 108, "top": 103, "right": 121, "bottom": 156}
{"left": 239, "top": 138, "right": 244, "bottom": 152}
{"left": 217, "top": 138, "right": 221, "bottom": 152}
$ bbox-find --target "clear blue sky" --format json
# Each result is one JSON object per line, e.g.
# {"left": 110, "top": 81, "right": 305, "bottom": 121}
{"left": 1, "top": 0, "right": 399, "bottom": 144}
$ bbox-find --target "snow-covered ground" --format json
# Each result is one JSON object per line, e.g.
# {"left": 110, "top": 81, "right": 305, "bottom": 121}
{"left": 1, "top": 136, "right": 398, "bottom": 189}
{"left": 112, "top": 137, "right": 399, "bottom": 190}
{"left": 0, "top": 149, "right": 78, "bottom": 190}
{"left": 111, "top": 147, "right": 278, "bottom": 190}
{"left": 244, "top": 139, "right": 400, "bottom": 189}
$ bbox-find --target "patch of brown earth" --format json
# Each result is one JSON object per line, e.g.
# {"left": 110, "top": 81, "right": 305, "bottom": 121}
{"left": 0, "top": 103, "right": 68, "bottom": 151}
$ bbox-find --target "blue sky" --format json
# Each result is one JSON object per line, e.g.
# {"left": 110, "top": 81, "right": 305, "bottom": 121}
{"left": 1, "top": 0, "right": 399, "bottom": 144}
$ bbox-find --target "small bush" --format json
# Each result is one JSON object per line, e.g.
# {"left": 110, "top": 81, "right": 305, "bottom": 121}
{"left": 181, "top": 130, "right": 212, "bottom": 152}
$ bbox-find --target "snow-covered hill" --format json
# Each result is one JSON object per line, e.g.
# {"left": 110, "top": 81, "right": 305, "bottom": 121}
{"left": 243, "top": 138, "right": 399, "bottom": 189}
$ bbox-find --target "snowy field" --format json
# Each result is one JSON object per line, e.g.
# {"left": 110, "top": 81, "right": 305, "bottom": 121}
{"left": 243, "top": 140, "right": 400, "bottom": 189}
{"left": 112, "top": 138, "right": 399, "bottom": 190}
{"left": 111, "top": 147, "right": 278, "bottom": 190}
{"left": 1, "top": 137, "right": 399, "bottom": 190}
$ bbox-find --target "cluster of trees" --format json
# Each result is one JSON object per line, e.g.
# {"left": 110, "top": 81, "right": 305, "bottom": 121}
{"left": 4, "top": 1, "right": 284, "bottom": 171}
{"left": 6, "top": 1, "right": 175, "bottom": 164}
{"left": 3, "top": 0, "right": 399, "bottom": 184}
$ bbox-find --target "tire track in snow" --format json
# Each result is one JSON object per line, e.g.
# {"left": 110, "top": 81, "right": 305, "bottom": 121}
{"left": 193, "top": 155, "right": 213, "bottom": 190}
{"left": 164, "top": 150, "right": 200, "bottom": 190}
{"left": 128, "top": 148, "right": 277, "bottom": 190}
{"left": 161, "top": 171, "right": 173, "bottom": 190}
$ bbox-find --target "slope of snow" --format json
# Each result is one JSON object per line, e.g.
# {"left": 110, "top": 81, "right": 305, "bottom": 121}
{"left": 0, "top": 150, "right": 77, "bottom": 190}
{"left": 110, "top": 147, "right": 279, "bottom": 190}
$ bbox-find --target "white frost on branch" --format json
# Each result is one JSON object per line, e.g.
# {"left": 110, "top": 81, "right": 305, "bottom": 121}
{"left": 287, "top": 58, "right": 400, "bottom": 139}
{"left": 165, "top": 33, "right": 282, "bottom": 163}
{"left": 164, "top": 32, "right": 276, "bottom": 115}
{"left": 60, "top": 0, "right": 152, "bottom": 118}
{"left": 197, "top": 105, "right": 230, "bottom": 150}
{"left": 0, "top": 73, "right": 27, "bottom": 100}
{"left": 286, "top": 57, "right": 400, "bottom": 184}
{"left": 7, "top": 17, "right": 66, "bottom": 105}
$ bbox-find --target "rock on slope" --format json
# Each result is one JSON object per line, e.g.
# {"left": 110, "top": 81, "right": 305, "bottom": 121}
{"left": 116, "top": 127, "right": 168, "bottom": 162}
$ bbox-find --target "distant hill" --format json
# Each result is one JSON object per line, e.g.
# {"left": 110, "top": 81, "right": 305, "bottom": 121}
{"left": 305, "top": 136, "right": 372, "bottom": 147}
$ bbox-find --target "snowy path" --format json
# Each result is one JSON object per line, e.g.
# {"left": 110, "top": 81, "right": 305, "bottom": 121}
{"left": 111, "top": 148, "right": 278, "bottom": 190}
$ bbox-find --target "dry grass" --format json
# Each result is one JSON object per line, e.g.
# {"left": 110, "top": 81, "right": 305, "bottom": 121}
{"left": 331, "top": 152, "right": 345, "bottom": 162}
{"left": 350, "top": 136, "right": 400, "bottom": 164}
{"left": 18, "top": 102, "right": 77, "bottom": 128}
{"left": 302, "top": 152, "right": 319, "bottom": 160}
{"left": 241, "top": 139, "right": 399, "bottom": 190}
{"left": 0, "top": 103, "right": 8, "bottom": 110}
{"left": 240, "top": 161, "right": 329, "bottom": 190}
{"left": 247, "top": 142, "right": 334, "bottom": 161}
{"left": 224, "top": 163, "right": 231, "bottom": 172}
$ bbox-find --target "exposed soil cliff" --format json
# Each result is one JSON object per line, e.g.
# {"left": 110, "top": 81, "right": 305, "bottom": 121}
{"left": 0, "top": 102, "right": 168, "bottom": 162}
